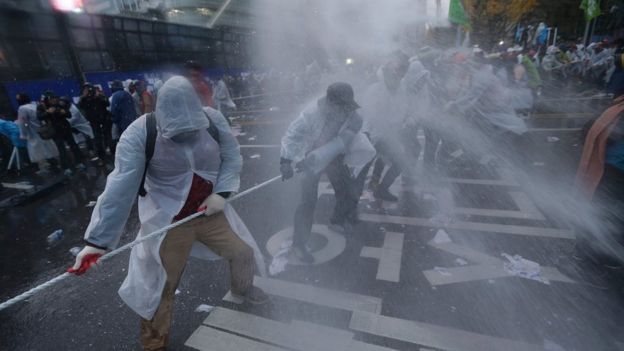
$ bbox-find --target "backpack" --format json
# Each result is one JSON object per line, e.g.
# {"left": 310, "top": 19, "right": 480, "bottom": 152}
{"left": 138, "top": 112, "right": 221, "bottom": 197}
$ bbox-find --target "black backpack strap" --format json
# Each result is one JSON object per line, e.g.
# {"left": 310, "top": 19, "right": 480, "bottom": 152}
{"left": 138, "top": 113, "right": 157, "bottom": 197}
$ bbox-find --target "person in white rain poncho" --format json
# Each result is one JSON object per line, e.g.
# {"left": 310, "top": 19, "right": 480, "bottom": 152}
{"left": 212, "top": 76, "right": 237, "bottom": 111}
{"left": 70, "top": 76, "right": 268, "bottom": 351}
{"left": 281, "top": 82, "right": 374, "bottom": 263}
{"left": 401, "top": 59, "right": 439, "bottom": 172}
{"left": 59, "top": 96, "right": 94, "bottom": 147}
{"left": 361, "top": 51, "right": 410, "bottom": 201}
{"left": 15, "top": 93, "right": 59, "bottom": 172}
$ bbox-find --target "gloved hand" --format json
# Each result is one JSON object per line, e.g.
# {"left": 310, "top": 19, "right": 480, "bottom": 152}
{"left": 68, "top": 245, "right": 106, "bottom": 275}
{"left": 280, "top": 158, "right": 294, "bottom": 181}
{"left": 198, "top": 193, "right": 226, "bottom": 217}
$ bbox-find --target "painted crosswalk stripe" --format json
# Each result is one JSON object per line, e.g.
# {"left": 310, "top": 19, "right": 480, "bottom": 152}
{"left": 424, "top": 240, "right": 575, "bottom": 286}
{"left": 1, "top": 182, "right": 34, "bottom": 190}
{"left": 508, "top": 191, "right": 546, "bottom": 220}
{"left": 185, "top": 325, "right": 287, "bottom": 351}
{"left": 199, "top": 307, "right": 398, "bottom": 351}
{"left": 349, "top": 311, "right": 544, "bottom": 351}
{"left": 223, "top": 276, "right": 382, "bottom": 313}
{"left": 360, "top": 232, "right": 404, "bottom": 282}
{"left": 360, "top": 213, "right": 574, "bottom": 239}
{"left": 440, "top": 177, "right": 519, "bottom": 187}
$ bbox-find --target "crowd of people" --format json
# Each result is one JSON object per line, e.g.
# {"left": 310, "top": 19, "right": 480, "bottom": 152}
{"left": 0, "top": 62, "right": 240, "bottom": 178}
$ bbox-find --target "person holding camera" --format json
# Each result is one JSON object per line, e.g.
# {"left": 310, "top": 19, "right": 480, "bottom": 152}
{"left": 78, "top": 82, "right": 111, "bottom": 163}
{"left": 37, "top": 90, "right": 86, "bottom": 175}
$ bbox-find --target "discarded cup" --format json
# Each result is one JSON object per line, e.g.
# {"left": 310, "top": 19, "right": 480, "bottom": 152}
{"left": 47, "top": 229, "right": 64, "bottom": 246}
{"left": 546, "top": 136, "right": 560, "bottom": 143}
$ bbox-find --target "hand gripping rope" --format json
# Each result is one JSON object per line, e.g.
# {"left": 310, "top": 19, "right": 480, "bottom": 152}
{"left": 0, "top": 175, "right": 282, "bottom": 312}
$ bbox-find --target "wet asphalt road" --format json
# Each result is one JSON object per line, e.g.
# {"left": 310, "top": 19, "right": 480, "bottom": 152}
{"left": 1, "top": 116, "right": 624, "bottom": 351}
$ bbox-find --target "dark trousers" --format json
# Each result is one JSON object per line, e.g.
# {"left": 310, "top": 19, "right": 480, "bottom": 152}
{"left": 52, "top": 133, "right": 84, "bottom": 169}
{"left": 576, "top": 164, "right": 624, "bottom": 266}
{"left": 89, "top": 119, "right": 112, "bottom": 159}
{"left": 371, "top": 140, "right": 404, "bottom": 190}
{"left": 293, "top": 157, "right": 359, "bottom": 248}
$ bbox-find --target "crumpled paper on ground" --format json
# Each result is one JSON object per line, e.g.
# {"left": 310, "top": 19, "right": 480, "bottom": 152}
{"left": 269, "top": 240, "right": 293, "bottom": 276}
{"left": 502, "top": 253, "right": 549, "bottom": 284}
{"left": 194, "top": 304, "right": 214, "bottom": 313}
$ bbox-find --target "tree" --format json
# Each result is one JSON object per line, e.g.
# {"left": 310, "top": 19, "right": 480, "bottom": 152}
{"left": 463, "top": 0, "right": 538, "bottom": 49}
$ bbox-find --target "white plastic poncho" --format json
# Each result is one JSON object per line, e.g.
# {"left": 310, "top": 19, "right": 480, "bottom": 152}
{"left": 84, "top": 76, "right": 265, "bottom": 319}
{"left": 16, "top": 102, "right": 59, "bottom": 163}
{"left": 402, "top": 60, "right": 433, "bottom": 126}
{"left": 213, "top": 79, "right": 236, "bottom": 111}
{"left": 452, "top": 65, "right": 527, "bottom": 135}
{"left": 281, "top": 100, "right": 374, "bottom": 176}
{"left": 68, "top": 104, "right": 94, "bottom": 143}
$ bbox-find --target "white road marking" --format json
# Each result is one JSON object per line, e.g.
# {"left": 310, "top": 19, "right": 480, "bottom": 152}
{"left": 199, "top": 307, "right": 398, "bottom": 351}
{"left": 439, "top": 177, "right": 519, "bottom": 187}
{"left": 349, "top": 311, "right": 544, "bottom": 351}
{"left": 360, "top": 213, "right": 574, "bottom": 239}
{"left": 239, "top": 144, "right": 281, "bottom": 148}
{"left": 265, "top": 225, "right": 346, "bottom": 265}
{"left": 223, "top": 276, "right": 382, "bottom": 313}
{"left": 185, "top": 325, "right": 287, "bottom": 351}
{"left": 508, "top": 191, "right": 546, "bottom": 220}
{"left": 424, "top": 240, "right": 575, "bottom": 286}
{"left": 1, "top": 182, "right": 34, "bottom": 190}
{"left": 360, "top": 232, "right": 404, "bottom": 282}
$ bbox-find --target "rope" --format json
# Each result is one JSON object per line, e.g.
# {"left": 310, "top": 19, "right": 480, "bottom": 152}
{"left": 0, "top": 175, "right": 282, "bottom": 312}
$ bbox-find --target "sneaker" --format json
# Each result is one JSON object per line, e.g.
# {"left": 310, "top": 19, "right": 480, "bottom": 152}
{"left": 63, "top": 169, "right": 73, "bottom": 176}
{"left": 292, "top": 245, "right": 314, "bottom": 264}
{"left": 231, "top": 286, "right": 269, "bottom": 305}
{"left": 374, "top": 188, "right": 399, "bottom": 202}
{"left": 76, "top": 163, "right": 87, "bottom": 171}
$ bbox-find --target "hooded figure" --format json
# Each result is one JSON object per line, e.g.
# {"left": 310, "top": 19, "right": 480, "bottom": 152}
{"left": 447, "top": 63, "right": 528, "bottom": 136}
{"left": 361, "top": 51, "right": 410, "bottom": 201}
{"left": 212, "top": 77, "right": 237, "bottom": 111}
{"left": 59, "top": 96, "right": 94, "bottom": 145}
{"left": 110, "top": 79, "right": 138, "bottom": 135}
{"left": 70, "top": 76, "right": 267, "bottom": 350}
{"left": 15, "top": 93, "right": 59, "bottom": 166}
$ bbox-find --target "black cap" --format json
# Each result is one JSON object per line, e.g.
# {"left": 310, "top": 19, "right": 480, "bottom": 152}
{"left": 326, "top": 82, "right": 360, "bottom": 111}
{"left": 42, "top": 90, "right": 57, "bottom": 100}
{"left": 82, "top": 82, "right": 93, "bottom": 89}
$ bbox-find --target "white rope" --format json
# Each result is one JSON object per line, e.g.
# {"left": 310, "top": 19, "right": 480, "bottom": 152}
{"left": 0, "top": 175, "right": 282, "bottom": 312}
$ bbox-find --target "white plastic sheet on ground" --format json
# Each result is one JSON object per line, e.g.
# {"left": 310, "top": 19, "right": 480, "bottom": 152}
{"left": 502, "top": 253, "right": 549, "bottom": 284}
{"left": 269, "top": 239, "right": 293, "bottom": 276}
{"left": 432, "top": 229, "right": 452, "bottom": 244}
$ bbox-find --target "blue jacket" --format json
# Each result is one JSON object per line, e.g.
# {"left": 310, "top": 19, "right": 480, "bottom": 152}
{"left": 0, "top": 119, "right": 26, "bottom": 147}
{"left": 110, "top": 90, "right": 138, "bottom": 134}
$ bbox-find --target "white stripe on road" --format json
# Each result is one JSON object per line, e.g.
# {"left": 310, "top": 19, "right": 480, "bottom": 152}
{"left": 440, "top": 177, "right": 519, "bottom": 187}
{"left": 424, "top": 240, "right": 575, "bottom": 286}
{"left": 185, "top": 325, "right": 287, "bottom": 351}
{"left": 239, "top": 144, "right": 281, "bottom": 148}
{"left": 349, "top": 311, "right": 544, "bottom": 351}
{"left": 360, "top": 213, "right": 574, "bottom": 239}
{"left": 508, "top": 191, "right": 546, "bottom": 220}
{"left": 223, "top": 276, "right": 383, "bottom": 313}
{"left": 1, "top": 182, "right": 34, "bottom": 190}
{"left": 200, "top": 307, "right": 398, "bottom": 351}
{"left": 360, "top": 232, "right": 404, "bottom": 282}
{"left": 452, "top": 207, "right": 545, "bottom": 220}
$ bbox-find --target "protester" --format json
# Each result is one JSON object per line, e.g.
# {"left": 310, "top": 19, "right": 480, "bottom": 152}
{"left": 59, "top": 96, "right": 94, "bottom": 152}
{"left": 38, "top": 90, "right": 86, "bottom": 175}
{"left": 184, "top": 60, "right": 214, "bottom": 107}
{"left": 78, "top": 82, "right": 111, "bottom": 163}
{"left": 362, "top": 51, "right": 410, "bottom": 201}
{"left": 213, "top": 76, "right": 237, "bottom": 112}
{"left": 136, "top": 80, "right": 155, "bottom": 114}
{"left": 575, "top": 53, "right": 624, "bottom": 269}
{"left": 15, "top": 93, "right": 59, "bottom": 173}
{"left": 281, "top": 82, "right": 373, "bottom": 263}
{"left": 69, "top": 76, "right": 267, "bottom": 351}
{"left": 110, "top": 80, "right": 138, "bottom": 136}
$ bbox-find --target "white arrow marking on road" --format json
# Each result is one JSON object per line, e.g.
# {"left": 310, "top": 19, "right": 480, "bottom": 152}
{"left": 360, "top": 232, "right": 404, "bottom": 282}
